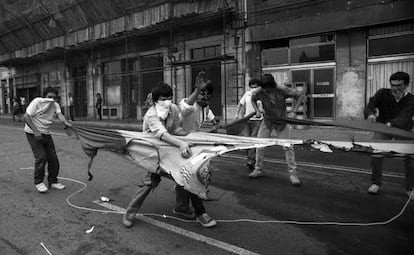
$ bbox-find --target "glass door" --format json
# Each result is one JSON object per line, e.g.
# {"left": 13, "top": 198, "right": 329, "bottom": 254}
{"left": 312, "top": 68, "right": 335, "bottom": 119}
{"left": 291, "top": 67, "right": 335, "bottom": 119}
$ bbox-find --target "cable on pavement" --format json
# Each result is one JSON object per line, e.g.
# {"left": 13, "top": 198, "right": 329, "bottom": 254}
{"left": 59, "top": 176, "right": 413, "bottom": 227}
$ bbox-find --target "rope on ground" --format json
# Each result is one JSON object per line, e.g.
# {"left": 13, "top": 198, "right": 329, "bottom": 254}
{"left": 59, "top": 176, "right": 412, "bottom": 227}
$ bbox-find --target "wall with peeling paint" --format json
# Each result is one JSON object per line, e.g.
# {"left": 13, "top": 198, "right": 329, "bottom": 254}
{"left": 336, "top": 30, "right": 367, "bottom": 120}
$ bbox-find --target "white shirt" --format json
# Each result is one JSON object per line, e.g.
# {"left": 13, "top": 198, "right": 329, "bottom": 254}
{"left": 179, "top": 99, "right": 215, "bottom": 132}
{"left": 239, "top": 89, "right": 263, "bottom": 118}
{"left": 24, "top": 97, "right": 61, "bottom": 134}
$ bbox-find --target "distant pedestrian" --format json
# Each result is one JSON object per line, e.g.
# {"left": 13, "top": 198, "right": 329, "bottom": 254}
{"left": 96, "top": 93, "right": 102, "bottom": 120}
{"left": 249, "top": 74, "right": 306, "bottom": 186}
{"left": 20, "top": 96, "right": 26, "bottom": 113}
{"left": 12, "top": 97, "right": 22, "bottom": 122}
{"left": 235, "top": 78, "right": 262, "bottom": 170}
{"left": 365, "top": 71, "right": 414, "bottom": 199}
{"left": 23, "top": 87, "right": 72, "bottom": 193}
{"left": 68, "top": 93, "right": 74, "bottom": 121}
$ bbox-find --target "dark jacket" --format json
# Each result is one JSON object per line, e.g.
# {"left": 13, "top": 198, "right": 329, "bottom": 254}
{"left": 365, "top": 88, "right": 414, "bottom": 131}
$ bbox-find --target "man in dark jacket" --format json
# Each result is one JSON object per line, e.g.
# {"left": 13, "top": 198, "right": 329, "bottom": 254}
{"left": 365, "top": 71, "right": 414, "bottom": 200}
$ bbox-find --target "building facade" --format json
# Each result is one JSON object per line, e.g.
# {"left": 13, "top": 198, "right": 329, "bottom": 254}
{"left": 1, "top": 0, "right": 413, "bottom": 123}
{"left": 0, "top": 0, "right": 246, "bottom": 123}
{"left": 245, "top": 0, "right": 414, "bottom": 121}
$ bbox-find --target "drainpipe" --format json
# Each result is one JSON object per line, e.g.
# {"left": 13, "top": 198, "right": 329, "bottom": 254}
{"left": 222, "top": 0, "right": 227, "bottom": 124}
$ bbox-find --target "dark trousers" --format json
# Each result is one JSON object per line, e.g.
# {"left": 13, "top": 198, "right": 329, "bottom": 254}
{"left": 69, "top": 105, "right": 74, "bottom": 121}
{"left": 96, "top": 107, "right": 102, "bottom": 120}
{"left": 26, "top": 133, "right": 60, "bottom": 185}
{"left": 175, "top": 185, "right": 205, "bottom": 216}
{"left": 371, "top": 132, "right": 414, "bottom": 191}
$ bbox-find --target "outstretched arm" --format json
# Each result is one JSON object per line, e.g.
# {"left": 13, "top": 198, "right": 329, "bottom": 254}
{"left": 57, "top": 112, "right": 72, "bottom": 128}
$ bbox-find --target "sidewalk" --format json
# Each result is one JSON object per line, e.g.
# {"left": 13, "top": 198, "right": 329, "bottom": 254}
{"left": 0, "top": 114, "right": 372, "bottom": 142}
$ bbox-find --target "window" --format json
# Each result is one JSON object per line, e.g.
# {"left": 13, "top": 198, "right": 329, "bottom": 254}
{"left": 191, "top": 45, "right": 221, "bottom": 59}
{"left": 368, "top": 33, "right": 414, "bottom": 57}
{"left": 291, "top": 44, "right": 335, "bottom": 64}
{"left": 261, "top": 33, "right": 335, "bottom": 67}
{"left": 261, "top": 48, "right": 288, "bottom": 66}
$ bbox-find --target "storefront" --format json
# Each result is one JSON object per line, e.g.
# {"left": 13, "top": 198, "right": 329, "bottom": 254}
{"left": 261, "top": 33, "right": 336, "bottom": 120}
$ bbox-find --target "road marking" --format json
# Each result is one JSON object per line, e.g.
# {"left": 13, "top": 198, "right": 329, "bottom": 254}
{"left": 93, "top": 201, "right": 260, "bottom": 255}
{"left": 222, "top": 154, "right": 404, "bottom": 179}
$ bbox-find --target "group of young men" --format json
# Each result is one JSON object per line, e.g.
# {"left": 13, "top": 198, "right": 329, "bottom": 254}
{"left": 22, "top": 71, "right": 413, "bottom": 230}
{"left": 236, "top": 71, "right": 414, "bottom": 200}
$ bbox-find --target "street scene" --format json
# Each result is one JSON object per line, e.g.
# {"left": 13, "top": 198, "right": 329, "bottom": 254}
{"left": 1, "top": 119, "right": 413, "bottom": 255}
{"left": 0, "top": 0, "right": 414, "bottom": 255}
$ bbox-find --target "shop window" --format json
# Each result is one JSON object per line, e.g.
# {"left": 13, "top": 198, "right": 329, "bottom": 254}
{"left": 291, "top": 44, "right": 335, "bottom": 64}
{"left": 290, "top": 34, "right": 335, "bottom": 47}
{"left": 368, "top": 33, "right": 414, "bottom": 57}
{"left": 261, "top": 48, "right": 288, "bottom": 66}
{"left": 261, "top": 33, "right": 335, "bottom": 67}
{"left": 191, "top": 45, "right": 221, "bottom": 59}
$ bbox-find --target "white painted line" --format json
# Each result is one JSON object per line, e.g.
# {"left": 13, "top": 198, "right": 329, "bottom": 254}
{"left": 222, "top": 154, "right": 404, "bottom": 179}
{"left": 93, "top": 201, "right": 260, "bottom": 255}
{"left": 20, "top": 167, "right": 34, "bottom": 170}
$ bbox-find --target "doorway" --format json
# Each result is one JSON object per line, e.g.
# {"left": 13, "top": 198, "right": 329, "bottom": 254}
{"left": 291, "top": 67, "right": 335, "bottom": 119}
{"left": 72, "top": 65, "right": 88, "bottom": 118}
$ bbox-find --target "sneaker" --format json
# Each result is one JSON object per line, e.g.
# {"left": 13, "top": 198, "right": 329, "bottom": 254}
{"left": 407, "top": 190, "right": 414, "bottom": 201}
{"left": 289, "top": 174, "right": 301, "bottom": 186}
{"left": 248, "top": 169, "right": 264, "bottom": 178}
{"left": 172, "top": 208, "right": 196, "bottom": 219}
{"left": 246, "top": 162, "right": 255, "bottom": 171}
{"left": 35, "top": 183, "right": 48, "bottom": 193}
{"left": 122, "top": 213, "right": 135, "bottom": 228}
{"left": 368, "top": 184, "right": 380, "bottom": 194}
{"left": 196, "top": 213, "right": 217, "bottom": 228}
{"left": 50, "top": 183, "right": 65, "bottom": 190}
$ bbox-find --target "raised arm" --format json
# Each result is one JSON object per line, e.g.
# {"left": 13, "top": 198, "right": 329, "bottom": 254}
{"left": 185, "top": 71, "right": 211, "bottom": 106}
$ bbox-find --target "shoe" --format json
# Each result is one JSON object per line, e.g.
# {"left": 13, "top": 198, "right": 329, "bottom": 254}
{"left": 196, "top": 213, "right": 217, "bottom": 228}
{"left": 368, "top": 184, "right": 380, "bottom": 194}
{"left": 248, "top": 169, "right": 264, "bottom": 178}
{"left": 35, "top": 183, "right": 48, "bottom": 193}
{"left": 50, "top": 183, "right": 65, "bottom": 190}
{"left": 172, "top": 208, "right": 196, "bottom": 219}
{"left": 407, "top": 190, "right": 414, "bottom": 201}
{"left": 289, "top": 174, "right": 301, "bottom": 186}
{"left": 122, "top": 213, "right": 135, "bottom": 228}
{"left": 246, "top": 162, "right": 255, "bottom": 171}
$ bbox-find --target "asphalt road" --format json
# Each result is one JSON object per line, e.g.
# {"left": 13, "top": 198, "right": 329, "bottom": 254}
{"left": 0, "top": 121, "right": 413, "bottom": 255}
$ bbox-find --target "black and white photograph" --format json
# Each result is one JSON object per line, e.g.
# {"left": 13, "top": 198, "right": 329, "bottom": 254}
{"left": 0, "top": 0, "right": 413, "bottom": 254}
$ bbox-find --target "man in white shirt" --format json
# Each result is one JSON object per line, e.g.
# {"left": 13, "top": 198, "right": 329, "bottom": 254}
{"left": 235, "top": 78, "right": 262, "bottom": 170}
{"left": 175, "top": 72, "right": 218, "bottom": 228}
{"left": 24, "top": 87, "right": 72, "bottom": 193}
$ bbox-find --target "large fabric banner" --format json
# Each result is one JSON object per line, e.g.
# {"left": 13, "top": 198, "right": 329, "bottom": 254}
{"left": 68, "top": 126, "right": 414, "bottom": 200}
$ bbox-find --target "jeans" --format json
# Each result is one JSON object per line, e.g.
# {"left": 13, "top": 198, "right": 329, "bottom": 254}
{"left": 69, "top": 105, "right": 74, "bottom": 121}
{"left": 240, "top": 120, "right": 261, "bottom": 164}
{"left": 371, "top": 132, "right": 414, "bottom": 191}
{"left": 96, "top": 107, "right": 102, "bottom": 120}
{"left": 125, "top": 173, "right": 161, "bottom": 219}
{"left": 26, "top": 133, "right": 60, "bottom": 185}
{"left": 175, "top": 185, "right": 205, "bottom": 216}
{"left": 254, "top": 121, "right": 297, "bottom": 175}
